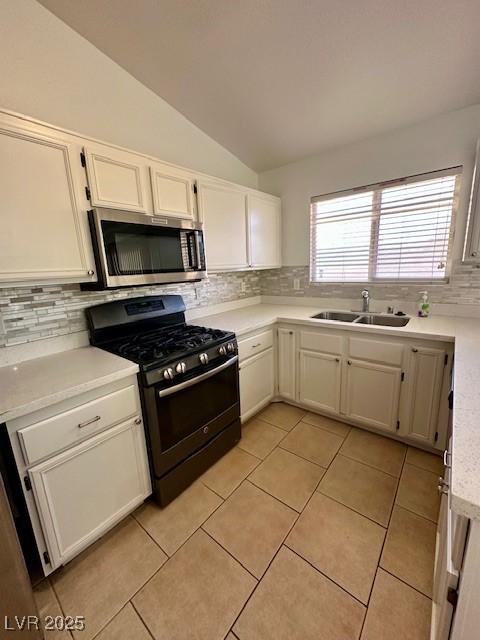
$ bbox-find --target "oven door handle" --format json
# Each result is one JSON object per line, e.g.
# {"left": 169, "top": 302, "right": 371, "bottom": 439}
{"left": 158, "top": 356, "right": 238, "bottom": 398}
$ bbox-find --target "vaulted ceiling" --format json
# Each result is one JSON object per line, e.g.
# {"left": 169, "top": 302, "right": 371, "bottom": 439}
{"left": 38, "top": 0, "right": 480, "bottom": 172}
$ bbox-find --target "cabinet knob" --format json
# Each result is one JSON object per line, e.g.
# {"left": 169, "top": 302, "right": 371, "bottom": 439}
{"left": 412, "top": 348, "right": 418, "bottom": 353}
{"left": 335, "top": 358, "right": 340, "bottom": 363}
{"left": 87, "top": 269, "right": 95, "bottom": 276}
{"left": 134, "top": 417, "right": 142, "bottom": 425}
{"left": 472, "top": 251, "right": 478, "bottom": 257}
{"left": 289, "top": 331, "right": 293, "bottom": 335}
{"left": 347, "top": 360, "right": 352, "bottom": 365}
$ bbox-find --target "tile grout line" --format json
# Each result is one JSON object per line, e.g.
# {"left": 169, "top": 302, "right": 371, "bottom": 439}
{"left": 357, "top": 440, "right": 409, "bottom": 638}
{"left": 286, "top": 545, "right": 369, "bottom": 610}
{"left": 379, "top": 566, "right": 434, "bottom": 601}
{"left": 129, "top": 599, "right": 157, "bottom": 640}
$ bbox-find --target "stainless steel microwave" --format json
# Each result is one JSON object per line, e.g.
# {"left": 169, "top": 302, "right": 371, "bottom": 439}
{"left": 83, "top": 208, "right": 207, "bottom": 289}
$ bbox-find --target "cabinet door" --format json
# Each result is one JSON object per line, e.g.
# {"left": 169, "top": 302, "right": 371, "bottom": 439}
{"left": 0, "top": 126, "right": 95, "bottom": 284}
{"left": 406, "top": 346, "right": 445, "bottom": 445}
{"left": 344, "top": 359, "right": 401, "bottom": 432}
{"left": 247, "top": 194, "right": 281, "bottom": 268}
{"left": 29, "top": 417, "right": 150, "bottom": 570}
{"left": 298, "top": 350, "right": 341, "bottom": 415}
{"left": 239, "top": 348, "right": 274, "bottom": 421}
{"left": 84, "top": 147, "right": 150, "bottom": 213}
{"left": 150, "top": 163, "right": 196, "bottom": 219}
{"left": 197, "top": 181, "right": 248, "bottom": 270}
{"left": 277, "top": 328, "right": 296, "bottom": 400}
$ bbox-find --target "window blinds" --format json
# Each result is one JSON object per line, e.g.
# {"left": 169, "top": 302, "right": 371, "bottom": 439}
{"left": 310, "top": 167, "right": 461, "bottom": 283}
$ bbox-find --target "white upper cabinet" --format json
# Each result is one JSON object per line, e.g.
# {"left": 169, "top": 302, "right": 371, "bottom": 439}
{"left": 150, "top": 162, "right": 196, "bottom": 219}
{"left": 83, "top": 146, "right": 152, "bottom": 213}
{"left": 0, "top": 117, "right": 95, "bottom": 285}
{"left": 464, "top": 139, "right": 480, "bottom": 260}
{"left": 197, "top": 181, "right": 249, "bottom": 270}
{"left": 247, "top": 194, "right": 282, "bottom": 268}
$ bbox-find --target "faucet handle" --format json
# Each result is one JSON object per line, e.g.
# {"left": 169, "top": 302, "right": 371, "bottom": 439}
{"left": 361, "top": 289, "right": 369, "bottom": 298}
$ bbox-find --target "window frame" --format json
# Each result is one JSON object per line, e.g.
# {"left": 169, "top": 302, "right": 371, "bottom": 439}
{"left": 309, "top": 166, "right": 462, "bottom": 285}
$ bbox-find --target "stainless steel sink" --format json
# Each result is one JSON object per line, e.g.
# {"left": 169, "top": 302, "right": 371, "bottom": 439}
{"left": 311, "top": 310, "right": 410, "bottom": 327}
{"left": 311, "top": 311, "right": 360, "bottom": 322}
{"left": 353, "top": 314, "right": 410, "bottom": 327}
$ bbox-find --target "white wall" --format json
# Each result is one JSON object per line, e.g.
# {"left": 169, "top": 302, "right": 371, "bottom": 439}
{"left": 0, "top": 0, "right": 257, "bottom": 188}
{"left": 259, "top": 104, "right": 480, "bottom": 265}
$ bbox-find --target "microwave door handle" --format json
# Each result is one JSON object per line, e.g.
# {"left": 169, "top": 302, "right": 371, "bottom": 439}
{"left": 194, "top": 232, "right": 203, "bottom": 269}
{"left": 158, "top": 356, "right": 238, "bottom": 398}
{"left": 187, "top": 232, "right": 198, "bottom": 269}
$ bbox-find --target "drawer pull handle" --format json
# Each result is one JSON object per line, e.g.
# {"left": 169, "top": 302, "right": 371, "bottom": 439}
{"left": 78, "top": 415, "right": 101, "bottom": 429}
{"left": 443, "top": 449, "right": 452, "bottom": 468}
{"left": 251, "top": 343, "right": 262, "bottom": 348}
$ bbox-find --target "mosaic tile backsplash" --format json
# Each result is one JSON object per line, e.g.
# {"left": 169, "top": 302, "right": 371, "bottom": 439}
{"left": 260, "top": 263, "right": 480, "bottom": 305}
{"left": 0, "top": 271, "right": 262, "bottom": 348}
{"left": 2, "top": 261, "right": 480, "bottom": 349}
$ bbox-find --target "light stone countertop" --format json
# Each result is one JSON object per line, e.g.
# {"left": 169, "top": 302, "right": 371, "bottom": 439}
{"left": 0, "top": 346, "right": 138, "bottom": 423}
{"left": 196, "top": 303, "right": 480, "bottom": 521}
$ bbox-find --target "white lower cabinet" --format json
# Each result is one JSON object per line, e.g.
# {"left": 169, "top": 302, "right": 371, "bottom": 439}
{"left": 29, "top": 417, "right": 150, "bottom": 570}
{"left": 273, "top": 324, "right": 450, "bottom": 448}
{"left": 7, "top": 376, "right": 151, "bottom": 575}
{"left": 239, "top": 348, "right": 274, "bottom": 421}
{"left": 298, "top": 350, "right": 341, "bottom": 415}
{"left": 277, "top": 328, "right": 296, "bottom": 400}
{"left": 343, "top": 359, "right": 402, "bottom": 432}
{"left": 405, "top": 346, "right": 446, "bottom": 445}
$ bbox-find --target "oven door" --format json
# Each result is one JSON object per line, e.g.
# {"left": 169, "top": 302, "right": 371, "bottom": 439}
{"left": 89, "top": 207, "right": 206, "bottom": 288}
{"left": 144, "top": 356, "right": 240, "bottom": 477}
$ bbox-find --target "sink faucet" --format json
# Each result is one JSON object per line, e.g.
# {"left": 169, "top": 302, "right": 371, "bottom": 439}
{"left": 361, "top": 289, "right": 370, "bottom": 313}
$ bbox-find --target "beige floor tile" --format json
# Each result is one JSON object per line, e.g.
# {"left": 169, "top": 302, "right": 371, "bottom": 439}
{"left": 318, "top": 455, "right": 397, "bottom": 526}
{"left": 380, "top": 506, "right": 436, "bottom": 597}
{"left": 94, "top": 604, "right": 150, "bottom": 640}
{"left": 286, "top": 493, "right": 385, "bottom": 604}
{"left": 133, "top": 530, "right": 256, "bottom": 640}
{"left": 396, "top": 463, "right": 440, "bottom": 522}
{"left": 361, "top": 569, "right": 431, "bottom": 640}
{"left": 237, "top": 417, "right": 286, "bottom": 459}
{"left": 301, "top": 412, "right": 351, "bottom": 438}
{"left": 134, "top": 482, "right": 222, "bottom": 556}
{"left": 340, "top": 428, "right": 406, "bottom": 477}
{"left": 279, "top": 421, "right": 343, "bottom": 467}
{"left": 51, "top": 517, "right": 166, "bottom": 640}
{"left": 406, "top": 446, "right": 444, "bottom": 475}
{"left": 203, "top": 481, "right": 297, "bottom": 578}
{"left": 249, "top": 447, "right": 325, "bottom": 511}
{"left": 257, "top": 402, "right": 306, "bottom": 431}
{"left": 234, "top": 546, "right": 365, "bottom": 640}
{"left": 201, "top": 447, "right": 260, "bottom": 498}
{"left": 33, "top": 580, "right": 72, "bottom": 638}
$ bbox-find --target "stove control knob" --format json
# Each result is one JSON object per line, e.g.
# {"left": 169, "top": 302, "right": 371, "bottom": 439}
{"left": 175, "top": 362, "right": 186, "bottom": 374}
{"left": 199, "top": 352, "right": 209, "bottom": 365}
{"left": 227, "top": 342, "right": 235, "bottom": 353}
{"left": 163, "top": 368, "right": 174, "bottom": 380}
{"left": 218, "top": 345, "right": 227, "bottom": 356}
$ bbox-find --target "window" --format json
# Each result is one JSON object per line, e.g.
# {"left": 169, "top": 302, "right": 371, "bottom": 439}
{"left": 310, "top": 167, "right": 461, "bottom": 283}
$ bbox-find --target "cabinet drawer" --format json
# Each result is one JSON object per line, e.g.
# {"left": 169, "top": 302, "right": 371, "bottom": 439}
{"left": 18, "top": 385, "right": 139, "bottom": 466}
{"left": 299, "top": 330, "right": 343, "bottom": 355}
{"left": 348, "top": 336, "right": 403, "bottom": 366}
{"left": 238, "top": 329, "right": 273, "bottom": 362}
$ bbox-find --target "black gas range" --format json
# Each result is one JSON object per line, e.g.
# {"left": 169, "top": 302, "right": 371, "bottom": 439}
{"left": 86, "top": 295, "right": 241, "bottom": 506}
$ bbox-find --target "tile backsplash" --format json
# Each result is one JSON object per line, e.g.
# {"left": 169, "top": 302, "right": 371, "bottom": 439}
{"left": 0, "top": 271, "right": 261, "bottom": 348}
{"left": 260, "top": 263, "right": 480, "bottom": 306}
{"left": 3, "top": 261, "right": 480, "bottom": 350}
